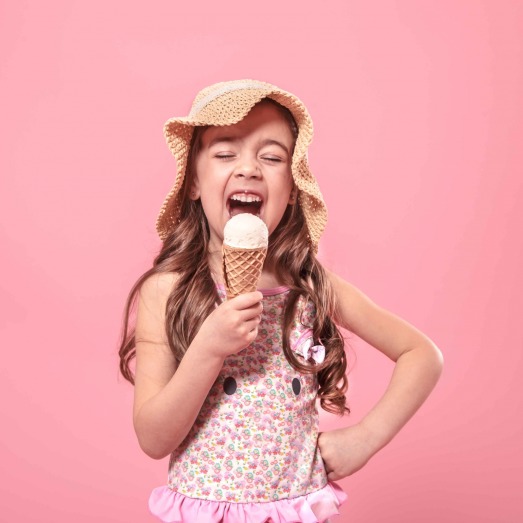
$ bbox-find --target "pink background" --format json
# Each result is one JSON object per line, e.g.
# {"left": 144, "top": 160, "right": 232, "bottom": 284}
{"left": 1, "top": 1, "right": 522, "bottom": 521}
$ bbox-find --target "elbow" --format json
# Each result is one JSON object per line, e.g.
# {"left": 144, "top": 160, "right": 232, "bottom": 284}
{"left": 134, "top": 417, "right": 178, "bottom": 460}
{"left": 141, "top": 444, "right": 172, "bottom": 460}
{"left": 426, "top": 342, "right": 444, "bottom": 381}
{"left": 137, "top": 435, "right": 175, "bottom": 460}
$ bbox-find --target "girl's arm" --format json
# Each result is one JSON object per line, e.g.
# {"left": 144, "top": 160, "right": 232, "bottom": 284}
{"left": 318, "top": 270, "right": 444, "bottom": 480}
{"left": 132, "top": 273, "right": 263, "bottom": 459}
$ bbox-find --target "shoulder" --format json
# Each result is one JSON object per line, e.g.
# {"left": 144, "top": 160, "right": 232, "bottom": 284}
{"left": 325, "top": 267, "right": 395, "bottom": 333}
{"left": 139, "top": 271, "right": 179, "bottom": 300}
{"left": 324, "top": 268, "right": 371, "bottom": 329}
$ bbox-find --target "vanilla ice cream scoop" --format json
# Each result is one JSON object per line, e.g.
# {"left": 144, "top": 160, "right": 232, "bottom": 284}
{"left": 222, "top": 214, "right": 268, "bottom": 299}
{"left": 224, "top": 214, "right": 269, "bottom": 249}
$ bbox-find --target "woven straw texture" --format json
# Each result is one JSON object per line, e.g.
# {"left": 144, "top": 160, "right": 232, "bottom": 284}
{"left": 222, "top": 245, "right": 267, "bottom": 299}
{"left": 156, "top": 79, "right": 327, "bottom": 252}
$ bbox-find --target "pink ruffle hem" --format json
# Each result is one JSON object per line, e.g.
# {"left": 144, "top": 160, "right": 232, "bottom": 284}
{"left": 149, "top": 482, "right": 347, "bottom": 523}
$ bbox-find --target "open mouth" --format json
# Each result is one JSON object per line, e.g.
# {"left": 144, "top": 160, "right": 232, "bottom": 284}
{"left": 228, "top": 193, "right": 263, "bottom": 217}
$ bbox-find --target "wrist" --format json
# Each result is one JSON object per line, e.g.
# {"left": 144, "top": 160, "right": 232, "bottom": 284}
{"left": 186, "top": 335, "right": 226, "bottom": 368}
{"left": 356, "top": 419, "right": 392, "bottom": 456}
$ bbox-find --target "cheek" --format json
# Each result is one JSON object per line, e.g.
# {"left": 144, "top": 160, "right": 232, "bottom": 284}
{"left": 278, "top": 170, "right": 294, "bottom": 195}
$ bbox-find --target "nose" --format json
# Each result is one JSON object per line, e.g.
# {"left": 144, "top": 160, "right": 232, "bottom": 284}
{"left": 233, "top": 156, "right": 261, "bottom": 179}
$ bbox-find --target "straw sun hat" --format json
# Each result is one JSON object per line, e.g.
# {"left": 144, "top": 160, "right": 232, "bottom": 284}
{"left": 156, "top": 79, "right": 327, "bottom": 252}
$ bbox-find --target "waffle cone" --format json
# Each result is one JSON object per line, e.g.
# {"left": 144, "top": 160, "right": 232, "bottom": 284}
{"left": 222, "top": 244, "right": 267, "bottom": 299}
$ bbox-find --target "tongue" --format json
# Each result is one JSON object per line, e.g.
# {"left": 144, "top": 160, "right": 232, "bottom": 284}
{"left": 229, "top": 200, "right": 260, "bottom": 217}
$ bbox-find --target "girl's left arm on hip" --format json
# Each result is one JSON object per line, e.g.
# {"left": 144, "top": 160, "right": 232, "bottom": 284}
{"left": 318, "top": 269, "right": 444, "bottom": 481}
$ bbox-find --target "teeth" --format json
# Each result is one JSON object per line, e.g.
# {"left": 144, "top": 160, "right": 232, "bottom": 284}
{"left": 230, "top": 193, "right": 262, "bottom": 203}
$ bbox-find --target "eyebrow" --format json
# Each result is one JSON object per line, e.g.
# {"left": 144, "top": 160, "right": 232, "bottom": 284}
{"left": 207, "top": 136, "right": 290, "bottom": 155}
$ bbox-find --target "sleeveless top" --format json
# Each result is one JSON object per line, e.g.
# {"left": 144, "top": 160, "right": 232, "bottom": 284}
{"left": 149, "top": 286, "right": 346, "bottom": 522}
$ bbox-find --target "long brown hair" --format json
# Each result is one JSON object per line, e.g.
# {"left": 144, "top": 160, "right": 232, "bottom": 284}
{"left": 118, "top": 99, "right": 349, "bottom": 415}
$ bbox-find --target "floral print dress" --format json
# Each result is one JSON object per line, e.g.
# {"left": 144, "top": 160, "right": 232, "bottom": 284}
{"left": 149, "top": 286, "right": 346, "bottom": 523}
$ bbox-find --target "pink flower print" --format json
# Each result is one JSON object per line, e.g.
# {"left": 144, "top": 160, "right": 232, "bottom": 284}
{"left": 200, "top": 464, "right": 209, "bottom": 474}
{"left": 272, "top": 467, "right": 282, "bottom": 479}
{"left": 257, "top": 350, "right": 269, "bottom": 361}
{"left": 224, "top": 472, "right": 235, "bottom": 483}
{"left": 189, "top": 455, "right": 198, "bottom": 465}
{"left": 255, "top": 488, "right": 266, "bottom": 498}
{"left": 265, "top": 470, "right": 274, "bottom": 480}
{"left": 214, "top": 488, "right": 223, "bottom": 500}
{"left": 235, "top": 467, "right": 243, "bottom": 478}
{"left": 235, "top": 479, "right": 247, "bottom": 491}
{"left": 261, "top": 459, "right": 269, "bottom": 471}
{"left": 216, "top": 437, "right": 226, "bottom": 446}
{"left": 248, "top": 461, "right": 257, "bottom": 470}
{"left": 263, "top": 431, "right": 274, "bottom": 442}
{"left": 264, "top": 378, "right": 273, "bottom": 388}
{"left": 213, "top": 463, "right": 222, "bottom": 474}
{"left": 269, "top": 390, "right": 277, "bottom": 400}
{"left": 201, "top": 487, "right": 211, "bottom": 497}
{"left": 227, "top": 443, "right": 235, "bottom": 454}
{"left": 244, "top": 472, "right": 254, "bottom": 483}
{"left": 212, "top": 473, "right": 222, "bottom": 483}
{"left": 216, "top": 450, "right": 225, "bottom": 460}
{"left": 254, "top": 476, "right": 264, "bottom": 486}
{"left": 226, "top": 492, "right": 236, "bottom": 502}
{"left": 234, "top": 451, "right": 245, "bottom": 461}
{"left": 225, "top": 459, "right": 233, "bottom": 471}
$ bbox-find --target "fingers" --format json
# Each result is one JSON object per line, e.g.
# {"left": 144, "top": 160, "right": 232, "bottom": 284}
{"left": 228, "top": 291, "right": 263, "bottom": 310}
{"left": 227, "top": 292, "right": 263, "bottom": 321}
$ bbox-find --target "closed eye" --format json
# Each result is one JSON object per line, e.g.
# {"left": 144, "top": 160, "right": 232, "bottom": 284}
{"left": 215, "top": 153, "right": 236, "bottom": 160}
{"left": 261, "top": 156, "right": 283, "bottom": 163}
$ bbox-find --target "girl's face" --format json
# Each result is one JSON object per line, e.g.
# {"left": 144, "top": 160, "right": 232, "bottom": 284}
{"left": 192, "top": 102, "right": 296, "bottom": 249}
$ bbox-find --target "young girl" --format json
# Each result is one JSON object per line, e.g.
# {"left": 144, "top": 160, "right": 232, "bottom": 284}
{"left": 118, "top": 79, "right": 443, "bottom": 523}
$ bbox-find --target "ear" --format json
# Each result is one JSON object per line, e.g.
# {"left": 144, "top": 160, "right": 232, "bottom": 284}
{"left": 189, "top": 181, "right": 200, "bottom": 201}
{"left": 288, "top": 186, "right": 298, "bottom": 205}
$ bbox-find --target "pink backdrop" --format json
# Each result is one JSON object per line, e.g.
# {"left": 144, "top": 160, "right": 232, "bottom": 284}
{"left": 1, "top": 1, "right": 522, "bottom": 521}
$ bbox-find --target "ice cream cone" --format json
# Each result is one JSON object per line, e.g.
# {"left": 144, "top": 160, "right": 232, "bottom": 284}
{"left": 222, "top": 244, "right": 267, "bottom": 299}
